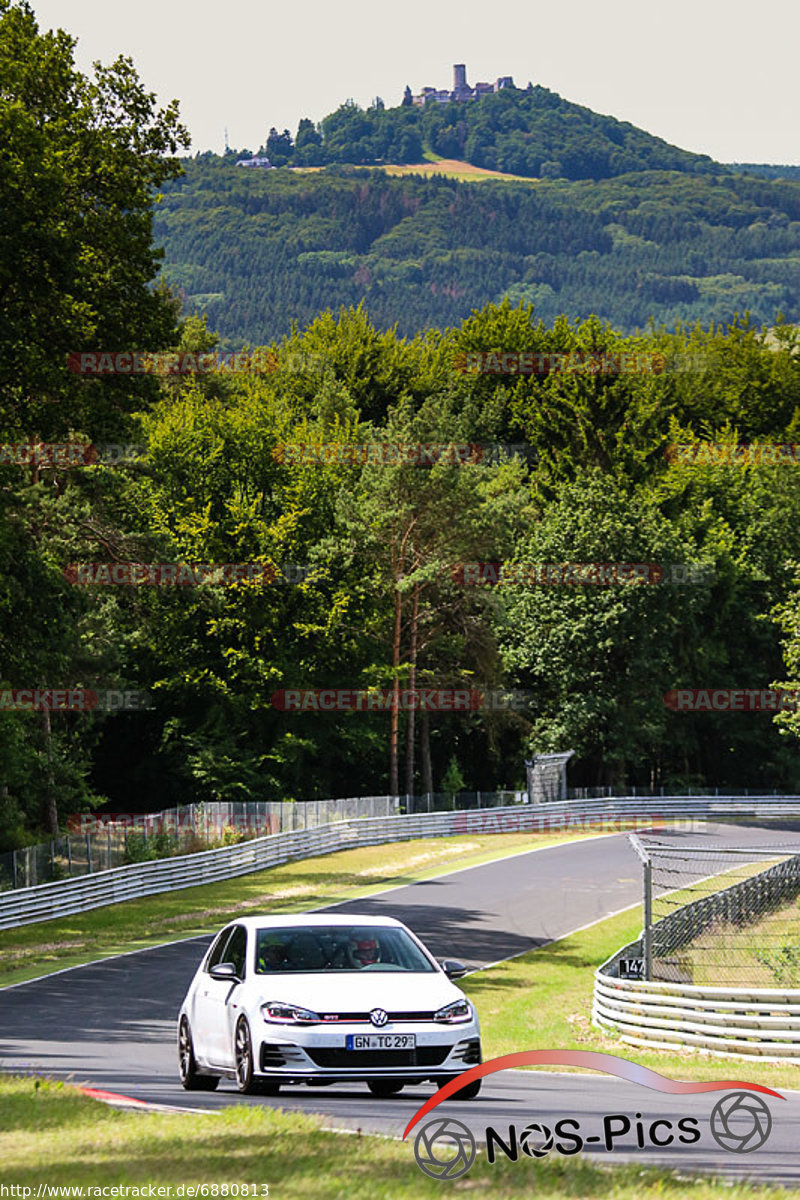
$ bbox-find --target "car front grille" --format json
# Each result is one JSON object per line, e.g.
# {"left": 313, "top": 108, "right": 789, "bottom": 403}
{"left": 318, "top": 1011, "right": 436, "bottom": 1023}
{"left": 306, "top": 1046, "right": 452, "bottom": 1068}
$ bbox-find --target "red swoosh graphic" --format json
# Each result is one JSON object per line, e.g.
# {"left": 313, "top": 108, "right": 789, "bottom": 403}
{"left": 402, "top": 1050, "right": 785, "bottom": 1139}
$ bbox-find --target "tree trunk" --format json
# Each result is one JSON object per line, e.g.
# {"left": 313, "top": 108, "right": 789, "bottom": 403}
{"left": 389, "top": 582, "right": 403, "bottom": 796}
{"left": 405, "top": 582, "right": 419, "bottom": 799}
{"left": 421, "top": 707, "right": 433, "bottom": 796}
{"left": 41, "top": 707, "right": 58, "bottom": 835}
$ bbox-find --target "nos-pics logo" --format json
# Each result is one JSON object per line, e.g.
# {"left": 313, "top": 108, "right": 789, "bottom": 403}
{"left": 405, "top": 1051, "right": 782, "bottom": 1181}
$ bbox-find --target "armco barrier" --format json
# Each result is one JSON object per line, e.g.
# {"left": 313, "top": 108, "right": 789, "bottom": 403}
{"left": 593, "top": 841, "right": 800, "bottom": 1062}
{"left": 593, "top": 942, "right": 800, "bottom": 1062}
{"left": 3, "top": 795, "right": 800, "bottom": 930}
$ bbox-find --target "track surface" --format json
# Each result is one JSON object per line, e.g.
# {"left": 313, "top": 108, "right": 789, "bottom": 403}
{"left": 1, "top": 822, "right": 799, "bottom": 1184}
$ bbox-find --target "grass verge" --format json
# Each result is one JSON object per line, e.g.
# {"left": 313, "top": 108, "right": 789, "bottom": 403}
{"left": 0, "top": 830, "right": 609, "bottom": 988}
{"left": 463, "top": 905, "right": 800, "bottom": 1090}
{"left": 0, "top": 1075, "right": 788, "bottom": 1198}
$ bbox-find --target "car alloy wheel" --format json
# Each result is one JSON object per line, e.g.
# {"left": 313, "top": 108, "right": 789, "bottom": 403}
{"left": 234, "top": 1018, "right": 281, "bottom": 1095}
{"left": 235, "top": 1018, "right": 256, "bottom": 1093}
{"left": 178, "top": 1017, "right": 219, "bottom": 1091}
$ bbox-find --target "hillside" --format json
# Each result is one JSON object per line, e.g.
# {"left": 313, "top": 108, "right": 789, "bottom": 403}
{"left": 255, "top": 84, "right": 718, "bottom": 181}
{"left": 154, "top": 160, "right": 800, "bottom": 345}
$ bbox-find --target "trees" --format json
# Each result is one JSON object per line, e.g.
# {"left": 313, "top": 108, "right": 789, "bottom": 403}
{"left": 0, "top": 0, "right": 188, "bottom": 439}
{"left": 0, "top": 0, "right": 188, "bottom": 839}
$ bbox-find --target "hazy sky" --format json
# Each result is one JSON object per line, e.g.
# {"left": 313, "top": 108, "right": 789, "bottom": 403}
{"left": 29, "top": 0, "right": 800, "bottom": 164}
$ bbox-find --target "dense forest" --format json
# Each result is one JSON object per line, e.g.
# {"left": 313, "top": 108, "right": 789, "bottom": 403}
{"left": 251, "top": 85, "right": 719, "bottom": 180}
{"left": 154, "top": 161, "right": 800, "bottom": 343}
{"left": 4, "top": 0, "right": 800, "bottom": 851}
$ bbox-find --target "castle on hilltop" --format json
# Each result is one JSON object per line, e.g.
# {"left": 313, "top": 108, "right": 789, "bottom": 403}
{"left": 411, "top": 64, "right": 516, "bottom": 106}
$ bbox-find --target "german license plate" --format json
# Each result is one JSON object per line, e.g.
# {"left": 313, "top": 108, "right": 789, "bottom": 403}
{"left": 346, "top": 1034, "right": 416, "bottom": 1050}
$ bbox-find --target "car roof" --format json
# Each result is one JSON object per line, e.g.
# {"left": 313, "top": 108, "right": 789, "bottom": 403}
{"left": 221, "top": 914, "right": 406, "bottom": 931}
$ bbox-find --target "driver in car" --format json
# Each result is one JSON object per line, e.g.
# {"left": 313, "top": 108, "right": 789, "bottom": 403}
{"left": 348, "top": 935, "right": 381, "bottom": 968}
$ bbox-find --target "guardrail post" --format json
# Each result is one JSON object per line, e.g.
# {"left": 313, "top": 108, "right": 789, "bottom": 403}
{"left": 66, "top": 837, "right": 72, "bottom": 876}
{"left": 12, "top": 849, "right": 17, "bottom": 889}
{"left": 643, "top": 856, "right": 652, "bottom": 981}
{"left": 86, "top": 833, "right": 92, "bottom": 874}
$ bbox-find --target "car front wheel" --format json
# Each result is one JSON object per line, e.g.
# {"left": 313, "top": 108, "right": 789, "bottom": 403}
{"left": 234, "top": 1019, "right": 280, "bottom": 1095}
{"left": 178, "top": 1017, "right": 219, "bottom": 1091}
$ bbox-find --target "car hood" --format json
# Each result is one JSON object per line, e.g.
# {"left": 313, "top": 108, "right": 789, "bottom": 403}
{"left": 254, "top": 971, "right": 467, "bottom": 1013}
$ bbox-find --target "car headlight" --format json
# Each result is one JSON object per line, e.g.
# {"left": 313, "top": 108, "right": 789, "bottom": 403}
{"left": 433, "top": 999, "right": 472, "bottom": 1024}
{"left": 261, "top": 1001, "right": 320, "bottom": 1024}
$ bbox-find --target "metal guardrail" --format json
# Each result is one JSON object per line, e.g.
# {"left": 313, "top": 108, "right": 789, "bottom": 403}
{"left": 594, "top": 946, "right": 800, "bottom": 1062}
{"left": 3, "top": 794, "right": 800, "bottom": 931}
{"left": 594, "top": 839, "right": 800, "bottom": 1062}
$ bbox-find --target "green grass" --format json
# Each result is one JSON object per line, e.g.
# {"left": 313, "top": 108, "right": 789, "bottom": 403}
{"left": 0, "top": 830, "right": 610, "bottom": 987}
{"left": 0, "top": 1075, "right": 788, "bottom": 1197}
{"left": 680, "top": 895, "right": 800, "bottom": 987}
{"left": 463, "top": 906, "right": 800, "bottom": 1090}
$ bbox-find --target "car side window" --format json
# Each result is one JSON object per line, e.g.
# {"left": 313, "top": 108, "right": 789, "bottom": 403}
{"left": 225, "top": 925, "right": 247, "bottom": 979}
{"left": 206, "top": 927, "right": 234, "bottom": 972}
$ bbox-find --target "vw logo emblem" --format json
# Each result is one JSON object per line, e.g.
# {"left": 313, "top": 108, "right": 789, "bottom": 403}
{"left": 710, "top": 1092, "right": 773, "bottom": 1153}
{"left": 414, "top": 1117, "right": 476, "bottom": 1180}
{"left": 370, "top": 1008, "right": 389, "bottom": 1027}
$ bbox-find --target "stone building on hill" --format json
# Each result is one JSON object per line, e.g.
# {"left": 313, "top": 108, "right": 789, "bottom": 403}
{"left": 412, "top": 64, "right": 516, "bottom": 106}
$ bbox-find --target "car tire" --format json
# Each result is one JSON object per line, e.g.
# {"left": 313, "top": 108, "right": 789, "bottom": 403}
{"left": 452, "top": 1078, "right": 481, "bottom": 1099}
{"left": 437, "top": 1075, "right": 481, "bottom": 1099}
{"left": 234, "top": 1017, "right": 261, "bottom": 1094}
{"left": 367, "top": 1080, "right": 404, "bottom": 1097}
{"left": 178, "top": 1017, "right": 219, "bottom": 1091}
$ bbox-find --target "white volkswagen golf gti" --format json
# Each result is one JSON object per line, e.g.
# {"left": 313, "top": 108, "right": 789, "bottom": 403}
{"left": 178, "top": 914, "right": 482, "bottom": 1097}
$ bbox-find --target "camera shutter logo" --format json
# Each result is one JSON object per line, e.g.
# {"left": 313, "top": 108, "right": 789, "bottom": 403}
{"left": 710, "top": 1092, "right": 773, "bottom": 1153}
{"left": 369, "top": 1008, "right": 388, "bottom": 1027}
{"left": 414, "top": 1117, "right": 477, "bottom": 1180}
{"left": 520, "top": 1121, "right": 554, "bottom": 1158}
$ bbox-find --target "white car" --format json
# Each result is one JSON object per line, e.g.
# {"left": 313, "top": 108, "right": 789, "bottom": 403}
{"left": 177, "top": 914, "right": 482, "bottom": 1098}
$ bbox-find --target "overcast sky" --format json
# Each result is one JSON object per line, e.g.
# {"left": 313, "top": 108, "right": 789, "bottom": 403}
{"left": 29, "top": 0, "right": 800, "bottom": 164}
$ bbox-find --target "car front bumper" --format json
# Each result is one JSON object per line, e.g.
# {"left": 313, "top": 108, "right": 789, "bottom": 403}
{"left": 256, "top": 1028, "right": 481, "bottom": 1083}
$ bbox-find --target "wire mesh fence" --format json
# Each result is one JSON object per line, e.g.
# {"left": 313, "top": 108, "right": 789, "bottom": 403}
{"left": 0, "top": 791, "right": 528, "bottom": 892}
{"left": 0, "top": 796, "right": 400, "bottom": 892}
{"left": 639, "top": 836, "right": 800, "bottom": 986}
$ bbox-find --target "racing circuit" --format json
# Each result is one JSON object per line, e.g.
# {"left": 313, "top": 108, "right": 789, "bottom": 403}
{"left": 1, "top": 822, "right": 799, "bottom": 1185}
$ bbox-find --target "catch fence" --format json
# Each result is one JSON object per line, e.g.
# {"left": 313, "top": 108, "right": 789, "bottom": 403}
{"left": 632, "top": 835, "right": 800, "bottom": 986}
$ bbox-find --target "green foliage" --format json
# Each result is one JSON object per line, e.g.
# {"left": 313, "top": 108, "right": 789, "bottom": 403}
{"left": 122, "top": 832, "right": 179, "bottom": 864}
{"left": 441, "top": 756, "right": 466, "bottom": 794}
{"left": 754, "top": 944, "right": 800, "bottom": 987}
{"left": 154, "top": 160, "right": 800, "bottom": 343}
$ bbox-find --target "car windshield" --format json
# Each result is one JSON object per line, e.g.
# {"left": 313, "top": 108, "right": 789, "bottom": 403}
{"left": 254, "top": 925, "right": 437, "bottom": 973}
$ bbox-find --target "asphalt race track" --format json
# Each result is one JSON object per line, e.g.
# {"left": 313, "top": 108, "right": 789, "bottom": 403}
{"left": 1, "top": 822, "right": 799, "bottom": 1185}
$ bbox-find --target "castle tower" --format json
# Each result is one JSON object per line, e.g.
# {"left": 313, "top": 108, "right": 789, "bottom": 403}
{"left": 453, "top": 63, "right": 467, "bottom": 92}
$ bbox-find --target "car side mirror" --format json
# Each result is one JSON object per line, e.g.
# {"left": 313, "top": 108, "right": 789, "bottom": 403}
{"left": 440, "top": 959, "right": 467, "bottom": 979}
{"left": 210, "top": 961, "right": 240, "bottom": 982}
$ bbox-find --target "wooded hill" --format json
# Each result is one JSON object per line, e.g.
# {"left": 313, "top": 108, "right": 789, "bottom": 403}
{"left": 154, "top": 160, "right": 800, "bottom": 345}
